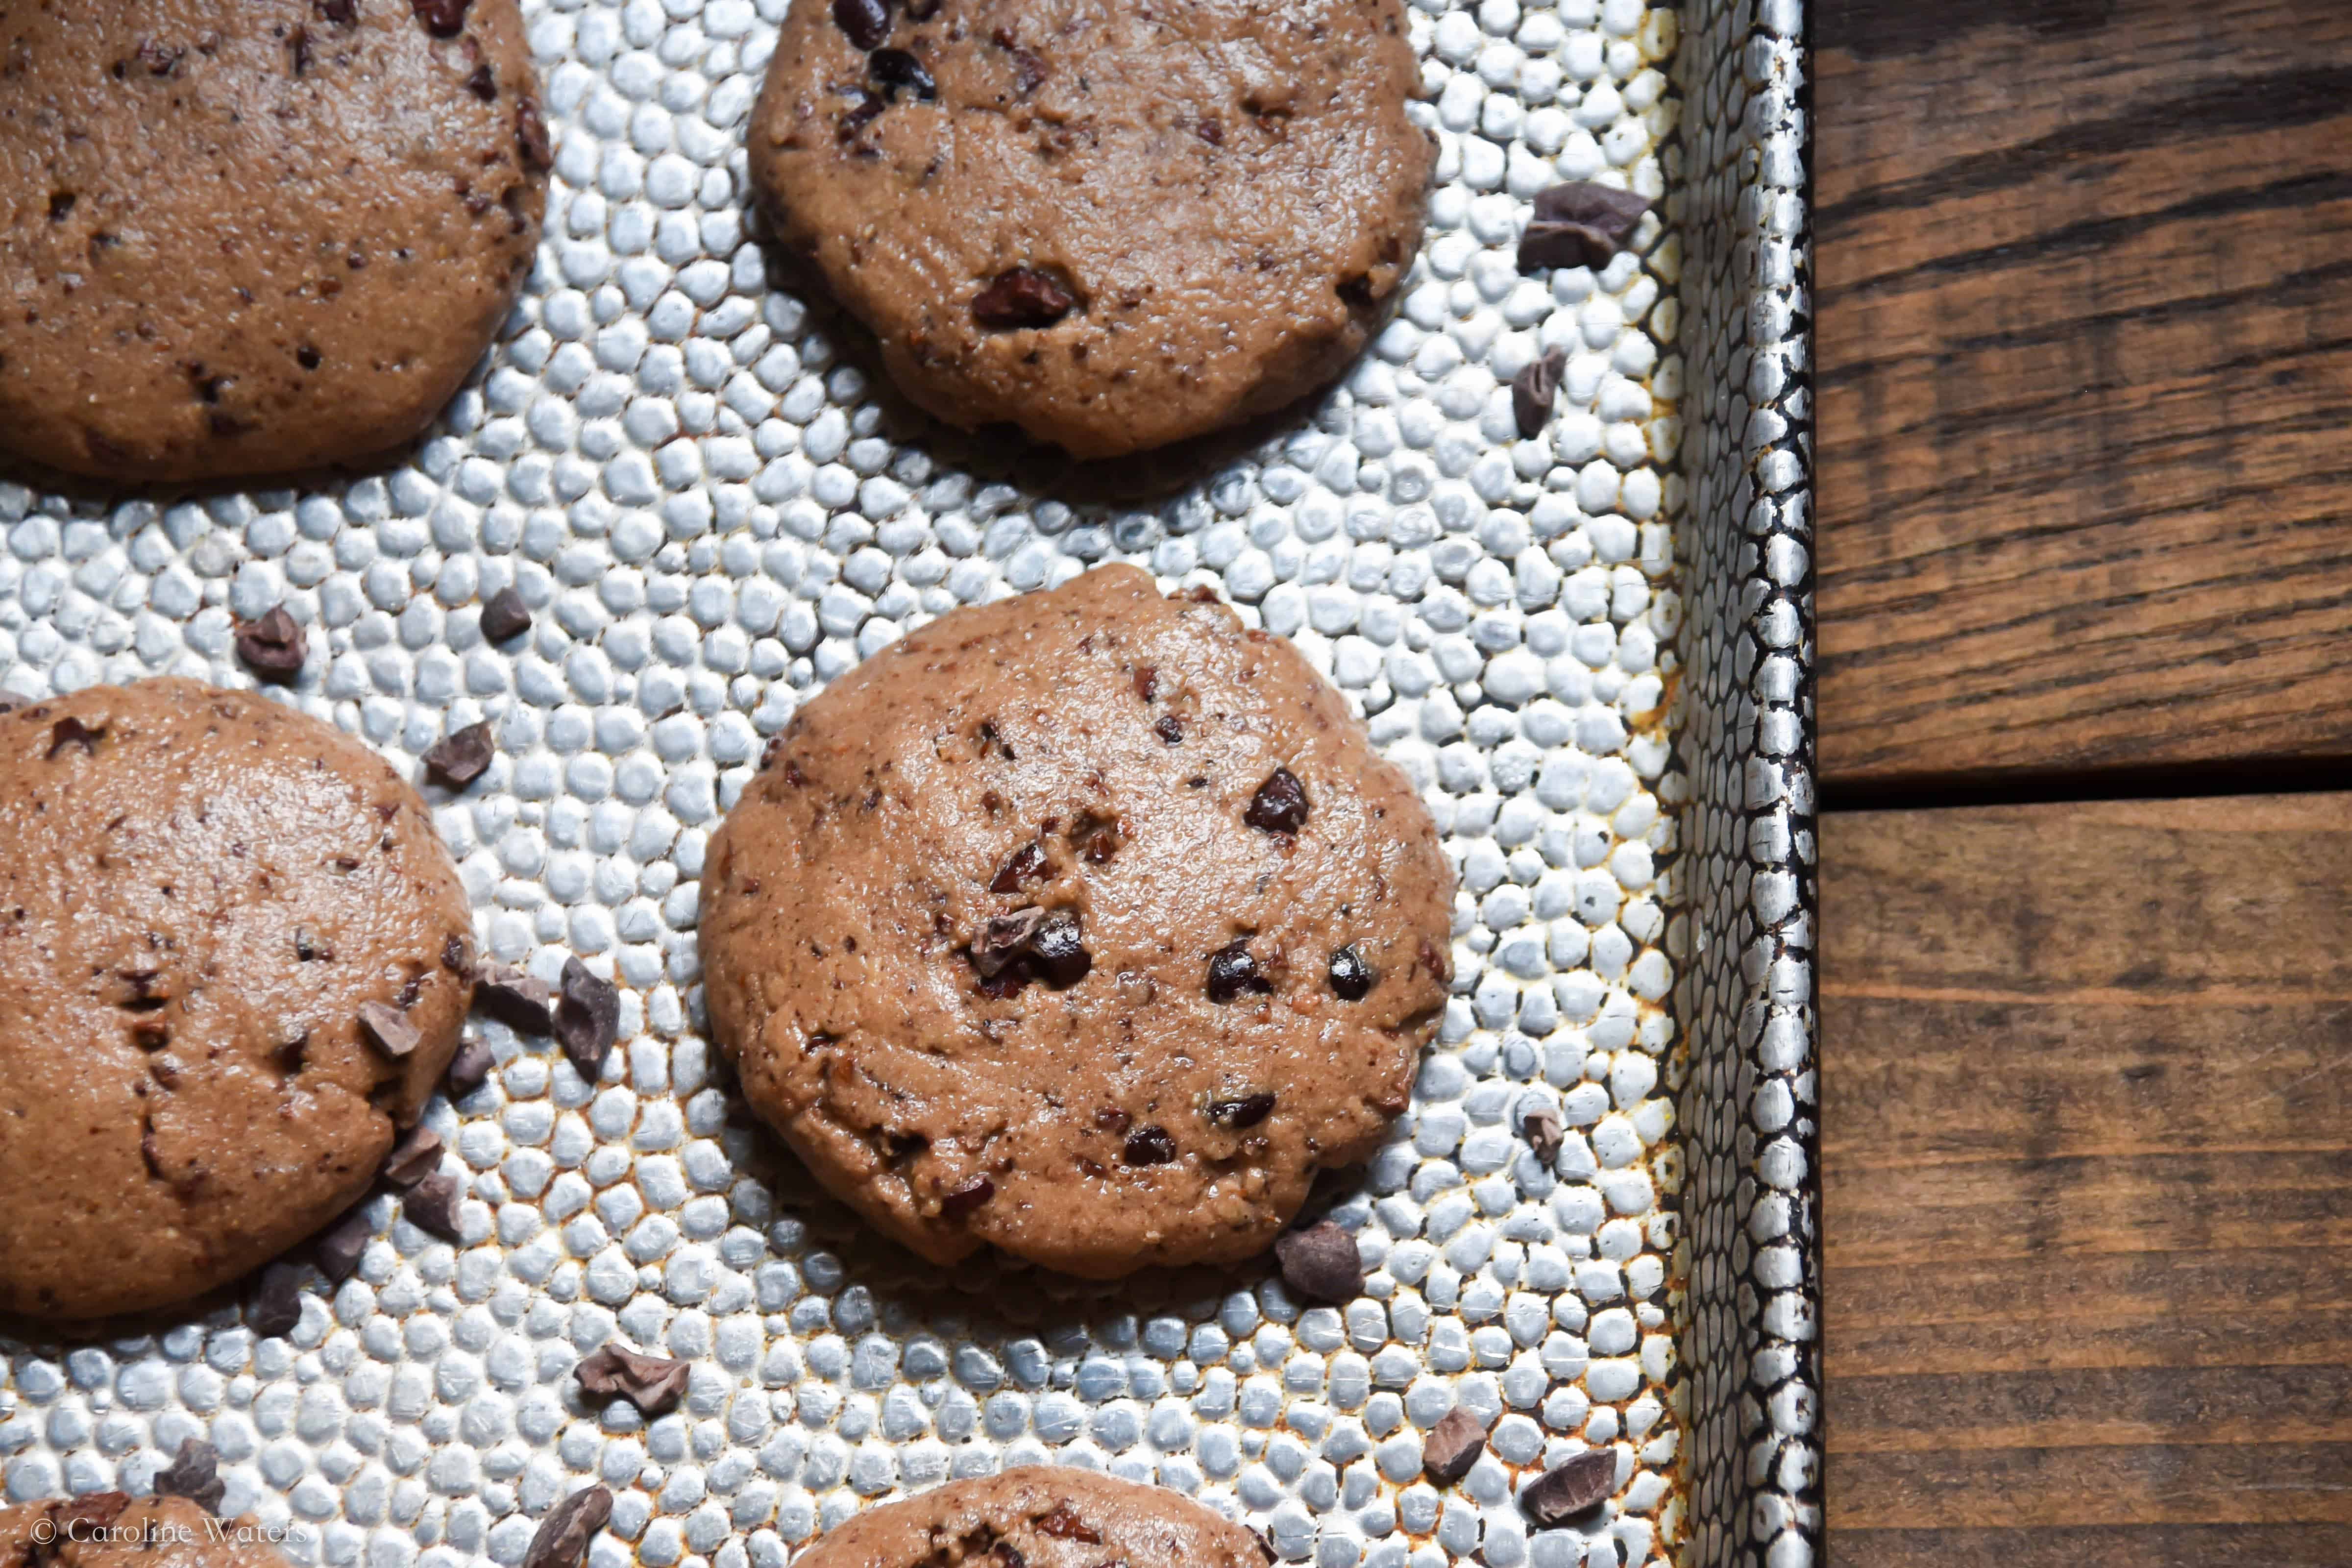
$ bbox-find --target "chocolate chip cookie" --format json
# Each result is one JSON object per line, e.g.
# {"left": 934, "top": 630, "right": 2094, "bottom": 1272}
{"left": 791, "top": 1468, "right": 1268, "bottom": 1568}
{"left": 0, "top": 1495, "right": 290, "bottom": 1568}
{"left": 700, "top": 564, "right": 1452, "bottom": 1278}
{"left": 0, "top": 0, "right": 548, "bottom": 484}
{"left": 748, "top": 0, "right": 1433, "bottom": 459}
{"left": 0, "top": 681, "right": 475, "bottom": 1322}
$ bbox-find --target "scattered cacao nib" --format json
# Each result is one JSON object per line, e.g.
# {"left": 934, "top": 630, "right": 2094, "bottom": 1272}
{"left": 423, "top": 721, "right": 494, "bottom": 787}
{"left": 411, "top": 0, "right": 469, "bottom": 38}
{"left": 358, "top": 1000, "right": 421, "bottom": 1058}
{"left": 1518, "top": 181, "right": 1651, "bottom": 273}
{"left": 1207, "top": 1093, "right": 1275, "bottom": 1129}
{"left": 972, "top": 907, "right": 1047, "bottom": 978}
{"left": 515, "top": 96, "right": 553, "bottom": 172}
{"left": 403, "top": 1171, "right": 464, "bottom": 1241}
{"left": 574, "top": 1342, "right": 691, "bottom": 1416}
{"left": 1520, "top": 1450, "right": 1617, "bottom": 1525}
{"left": 1007, "top": 45, "right": 1047, "bottom": 95}
{"left": 972, "top": 268, "right": 1076, "bottom": 329}
{"left": 1520, "top": 1103, "right": 1565, "bottom": 1164}
{"left": 234, "top": 606, "right": 307, "bottom": 683}
{"left": 1029, "top": 909, "right": 1091, "bottom": 987}
{"left": 1095, "top": 1106, "right": 1131, "bottom": 1134}
{"left": 1122, "top": 1125, "right": 1176, "bottom": 1166}
{"left": 868, "top": 47, "right": 935, "bottom": 101}
{"left": 155, "top": 1438, "right": 226, "bottom": 1514}
{"left": 47, "top": 716, "right": 103, "bottom": 759}
{"left": 1035, "top": 1504, "right": 1101, "bottom": 1544}
{"left": 479, "top": 586, "right": 532, "bottom": 642}
{"left": 466, "top": 59, "right": 496, "bottom": 99}
{"left": 556, "top": 958, "right": 620, "bottom": 1078}
{"left": 1206, "top": 938, "right": 1271, "bottom": 1004}
{"left": 442, "top": 932, "right": 468, "bottom": 971}
{"left": 1512, "top": 347, "right": 1566, "bottom": 439}
{"left": 135, "top": 39, "right": 185, "bottom": 74}
{"left": 1273, "top": 1219, "right": 1363, "bottom": 1303}
{"left": 940, "top": 1175, "right": 995, "bottom": 1217}
{"left": 833, "top": 0, "right": 891, "bottom": 49}
{"left": 1327, "top": 945, "right": 1374, "bottom": 1001}
{"left": 1244, "top": 767, "right": 1309, "bottom": 833}
{"left": 248, "top": 1262, "right": 305, "bottom": 1338}
{"left": 989, "top": 841, "right": 1050, "bottom": 894}
{"left": 445, "top": 1034, "right": 495, "bottom": 1097}
{"left": 1132, "top": 666, "right": 1158, "bottom": 701}
{"left": 1154, "top": 714, "right": 1183, "bottom": 744}
{"left": 1421, "top": 1407, "right": 1487, "bottom": 1483}
{"left": 316, "top": 1207, "right": 375, "bottom": 1283}
{"left": 524, "top": 1486, "right": 614, "bottom": 1568}
{"left": 836, "top": 85, "right": 886, "bottom": 140}
{"left": 380, "top": 1125, "right": 443, "bottom": 1188}
{"left": 477, "top": 963, "right": 556, "bottom": 1034}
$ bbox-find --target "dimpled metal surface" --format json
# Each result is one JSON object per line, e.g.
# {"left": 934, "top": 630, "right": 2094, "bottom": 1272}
{"left": 0, "top": 4, "right": 1813, "bottom": 1568}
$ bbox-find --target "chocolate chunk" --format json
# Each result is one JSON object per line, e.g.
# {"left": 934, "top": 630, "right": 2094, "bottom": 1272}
{"left": 380, "top": 1125, "right": 443, "bottom": 1187}
{"left": 516, "top": 96, "right": 554, "bottom": 172}
{"left": 1094, "top": 1106, "right": 1131, "bottom": 1134}
{"left": 524, "top": 1486, "right": 614, "bottom": 1568}
{"left": 1207, "top": 1093, "right": 1274, "bottom": 1129}
{"left": 155, "top": 1438, "right": 225, "bottom": 1514}
{"left": 423, "top": 721, "right": 494, "bottom": 787}
{"left": 574, "top": 1342, "right": 691, "bottom": 1416}
{"left": 1035, "top": 1504, "right": 1101, "bottom": 1544}
{"left": 1132, "top": 666, "right": 1158, "bottom": 701}
{"left": 316, "top": 1207, "right": 375, "bottom": 1284}
{"left": 1518, "top": 181, "right": 1651, "bottom": 272}
{"left": 1155, "top": 714, "right": 1183, "bottom": 744}
{"left": 441, "top": 932, "right": 468, "bottom": 971}
{"left": 1274, "top": 1219, "right": 1363, "bottom": 1303}
{"left": 972, "top": 907, "right": 1047, "bottom": 978}
{"left": 477, "top": 964, "right": 556, "bottom": 1034}
{"left": 445, "top": 1034, "right": 494, "bottom": 1098}
{"left": 248, "top": 1262, "right": 304, "bottom": 1338}
{"left": 1512, "top": 347, "right": 1566, "bottom": 438}
{"left": 403, "top": 1171, "right": 464, "bottom": 1241}
{"left": 1422, "top": 1407, "right": 1487, "bottom": 1483}
{"left": 234, "top": 607, "right": 308, "bottom": 684}
{"left": 358, "top": 1000, "right": 421, "bottom": 1058}
{"left": 973, "top": 268, "right": 1076, "bottom": 329}
{"left": 905, "top": 0, "right": 938, "bottom": 15}
{"left": 1029, "top": 909, "right": 1091, "bottom": 987}
{"left": 992, "top": 1546, "right": 1024, "bottom": 1568}
{"left": 833, "top": 0, "right": 891, "bottom": 49}
{"left": 1520, "top": 1450, "right": 1617, "bottom": 1525}
{"left": 1244, "top": 767, "right": 1309, "bottom": 833}
{"left": 940, "top": 1175, "right": 994, "bottom": 1217}
{"left": 1008, "top": 45, "right": 1047, "bottom": 95}
{"left": 466, "top": 59, "right": 496, "bottom": 99}
{"left": 989, "top": 841, "right": 1049, "bottom": 894}
{"left": 1206, "top": 938, "right": 1270, "bottom": 1004}
{"left": 836, "top": 85, "right": 886, "bottom": 140}
{"left": 556, "top": 958, "right": 620, "bottom": 1078}
{"left": 1520, "top": 1104, "right": 1565, "bottom": 1164}
{"left": 1250, "top": 1532, "right": 1276, "bottom": 1566}
{"left": 1327, "top": 945, "right": 1375, "bottom": 1001}
{"left": 1122, "top": 1125, "right": 1176, "bottom": 1166}
{"left": 316, "top": 0, "right": 358, "bottom": 23}
{"left": 479, "top": 586, "right": 532, "bottom": 643}
{"left": 47, "top": 716, "right": 102, "bottom": 759}
{"left": 869, "top": 47, "right": 935, "bottom": 101}
{"left": 411, "top": 0, "right": 469, "bottom": 37}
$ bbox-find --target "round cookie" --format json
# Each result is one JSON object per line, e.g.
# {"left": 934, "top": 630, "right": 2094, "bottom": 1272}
{"left": 0, "top": 0, "right": 549, "bottom": 484}
{"left": 700, "top": 564, "right": 1453, "bottom": 1278}
{"left": 793, "top": 1467, "right": 1269, "bottom": 1568}
{"left": 0, "top": 1495, "right": 292, "bottom": 1568}
{"left": 0, "top": 681, "right": 475, "bottom": 1322}
{"left": 748, "top": 0, "right": 1434, "bottom": 460}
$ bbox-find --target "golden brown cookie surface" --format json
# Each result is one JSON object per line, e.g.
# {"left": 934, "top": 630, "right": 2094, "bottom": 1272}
{"left": 749, "top": 0, "right": 1433, "bottom": 459}
{"left": 700, "top": 565, "right": 1453, "bottom": 1278}
{"left": 0, "top": 1496, "right": 292, "bottom": 1568}
{"left": 792, "top": 1468, "right": 1268, "bottom": 1568}
{"left": 0, "top": 0, "right": 547, "bottom": 483}
{"left": 0, "top": 681, "right": 474, "bottom": 1322}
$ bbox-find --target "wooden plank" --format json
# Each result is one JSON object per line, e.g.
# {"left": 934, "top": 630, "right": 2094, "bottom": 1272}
{"left": 1820, "top": 793, "right": 2352, "bottom": 1566}
{"left": 1813, "top": 0, "right": 2352, "bottom": 787}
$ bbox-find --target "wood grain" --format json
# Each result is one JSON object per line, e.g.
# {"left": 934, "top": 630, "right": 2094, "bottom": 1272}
{"left": 1813, "top": 0, "right": 2352, "bottom": 787}
{"left": 1821, "top": 793, "right": 2352, "bottom": 1566}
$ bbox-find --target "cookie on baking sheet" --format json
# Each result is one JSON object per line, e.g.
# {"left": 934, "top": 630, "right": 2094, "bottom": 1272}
{"left": 793, "top": 1467, "right": 1269, "bottom": 1568}
{"left": 748, "top": 0, "right": 1433, "bottom": 460}
{"left": 0, "top": 0, "right": 548, "bottom": 484}
{"left": 0, "top": 681, "right": 474, "bottom": 1322}
{"left": 700, "top": 564, "right": 1453, "bottom": 1279}
{"left": 0, "top": 1495, "right": 291, "bottom": 1568}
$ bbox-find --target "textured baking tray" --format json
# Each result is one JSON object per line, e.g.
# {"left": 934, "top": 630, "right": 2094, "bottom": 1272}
{"left": 0, "top": 2, "right": 1814, "bottom": 1568}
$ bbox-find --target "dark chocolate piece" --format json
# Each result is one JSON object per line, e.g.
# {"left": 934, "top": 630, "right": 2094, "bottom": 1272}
{"left": 1273, "top": 1219, "right": 1363, "bottom": 1303}
{"left": 1520, "top": 1450, "right": 1617, "bottom": 1525}
{"left": 155, "top": 1437, "right": 226, "bottom": 1514}
{"left": 973, "top": 268, "right": 1076, "bottom": 329}
{"left": 574, "top": 1342, "right": 691, "bottom": 1416}
{"left": 1244, "top": 767, "right": 1308, "bottom": 833}
{"left": 1518, "top": 181, "right": 1651, "bottom": 272}
{"left": 524, "top": 1486, "right": 614, "bottom": 1568}
{"left": 403, "top": 1171, "right": 464, "bottom": 1241}
{"left": 358, "top": 1000, "right": 421, "bottom": 1058}
{"left": 1422, "top": 1407, "right": 1487, "bottom": 1483}
{"left": 234, "top": 607, "right": 307, "bottom": 684}
{"left": 479, "top": 587, "right": 532, "bottom": 643}
{"left": 1511, "top": 348, "right": 1565, "bottom": 438}
{"left": 556, "top": 958, "right": 620, "bottom": 1078}
{"left": 423, "top": 721, "right": 495, "bottom": 787}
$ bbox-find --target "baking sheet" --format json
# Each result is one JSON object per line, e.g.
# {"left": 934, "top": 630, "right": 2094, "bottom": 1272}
{"left": 0, "top": 2, "right": 1817, "bottom": 1567}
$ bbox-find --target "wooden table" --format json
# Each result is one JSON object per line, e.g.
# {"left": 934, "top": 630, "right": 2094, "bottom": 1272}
{"left": 1813, "top": 1, "right": 2352, "bottom": 1562}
